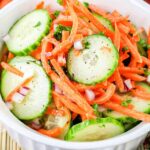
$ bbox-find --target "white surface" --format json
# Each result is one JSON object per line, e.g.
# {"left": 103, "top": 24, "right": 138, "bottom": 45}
{"left": 0, "top": 0, "right": 150, "bottom": 150}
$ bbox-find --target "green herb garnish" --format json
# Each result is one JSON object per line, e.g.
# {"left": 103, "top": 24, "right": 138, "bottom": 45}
{"left": 83, "top": 2, "right": 89, "bottom": 8}
{"left": 54, "top": 10, "right": 61, "bottom": 18}
{"left": 57, "top": 0, "right": 63, "bottom": 5}
{"left": 121, "top": 99, "right": 132, "bottom": 107}
{"left": 54, "top": 25, "right": 71, "bottom": 41}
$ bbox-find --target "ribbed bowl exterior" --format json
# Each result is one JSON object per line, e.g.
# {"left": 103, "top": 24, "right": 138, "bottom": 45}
{"left": 3, "top": 124, "right": 148, "bottom": 150}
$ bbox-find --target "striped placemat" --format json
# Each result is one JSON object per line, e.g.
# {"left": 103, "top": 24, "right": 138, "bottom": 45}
{"left": 0, "top": 124, "right": 21, "bottom": 150}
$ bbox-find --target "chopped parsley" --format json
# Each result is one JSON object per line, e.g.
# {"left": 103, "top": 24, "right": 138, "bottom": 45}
{"left": 83, "top": 41, "right": 90, "bottom": 49}
{"left": 54, "top": 25, "right": 71, "bottom": 41}
{"left": 122, "top": 46, "right": 129, "bottom": 52}
{"left": 57, "top": 0, "right": 63, "bottom": 5}
{"left": 54, "top": 10, "right": 61, "bottom": 18}
{"left": 144, "top": 69, "right": 150, "bottom": 76}
{"left": 83, "top": 2, "right": 89, "bottom": 8}
{"left": 34, "top": 21, "right": 41, "bottom": 27}
{"left": 138, "top": 39, "right": 148, "bottom": 49}
{"left": 121, "top": 99, "right": 132, "bottom": 107}
{"left": 98, "top": 32, "right": 105, "bottom": 36}
{"left": 92, "top": 104, "right": 100, "bottom": 117}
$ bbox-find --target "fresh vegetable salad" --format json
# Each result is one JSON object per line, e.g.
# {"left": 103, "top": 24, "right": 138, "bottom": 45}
{"left": 1, "top": 0, "right": 150, "bottom": 141}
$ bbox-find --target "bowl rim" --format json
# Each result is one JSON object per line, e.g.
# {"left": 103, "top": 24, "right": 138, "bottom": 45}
{"left": 0, "top": 0, "right": 150, "bottom": 149}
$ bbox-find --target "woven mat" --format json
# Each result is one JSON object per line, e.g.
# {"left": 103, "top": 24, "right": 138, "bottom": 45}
{"left": 0, "top": 124, "right": 21, "bottom": 150}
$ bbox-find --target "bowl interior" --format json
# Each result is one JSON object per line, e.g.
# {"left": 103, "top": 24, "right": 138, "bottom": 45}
{"left": 0, "top": 0, "right": 150, "bottom": 149}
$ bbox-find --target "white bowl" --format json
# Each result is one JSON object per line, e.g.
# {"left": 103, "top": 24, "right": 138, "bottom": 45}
{"left": 0, "top": 0, "right": 150, "bottom": 150}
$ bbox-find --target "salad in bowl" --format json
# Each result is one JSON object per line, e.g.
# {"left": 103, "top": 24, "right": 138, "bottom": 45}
{"left": 0, "top": 0, "right": 150, "bottom": 142}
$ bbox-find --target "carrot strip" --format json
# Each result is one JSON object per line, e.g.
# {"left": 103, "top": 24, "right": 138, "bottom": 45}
{"left": 119, "top": 67, "right": 144, "bottom": 74}
{"left": 41, "top": 40, "right": 52, "bottom": 74}
{"left": 92, "top": 84, "right": 116, "bottom": 104}
{"left": 121, "top": 34, "right": 142, "bottom": 63}
{"left": 50, "top": 72, "right": 94, "bottom": 115}
{"left": 31, "top": 46, "right": 42, "bottom": 60}
{"left": 46, "top": 38, "right": 60, "bottom": 46}
{"left": 7, "top": 52, "right": 14, "bottom": 62}
{"left": 114, "top": 23, "right": 120, "bottom": 51}
{"left": 132, "top": 90, "right": 150, "bottom": 100}
{"left": 121, "top": 73, "right": 146, "bottom": 81}
{"left": 50, "top": 2, "right": 78, "bottom": 57}
{"left": 53, "top": 91, "right": 85, "bottom": 115}
{"left": 0, "top": 0, "right": 12, "bottom": 8}
{"left": 118, "top": 23, "right": 130, "bottom": 34}
{"left": 73, "top": 1, "right": 114, "bottom": 39}
{"left": 62, "top": 31, "right": 70, "bottom": 41}
{"left": 103, "top": 102, "right": 150, "bottom": 122}
{"left": 6, "top": 76, "right": 34, "bottom": 102}
{"left": 72, "top": 112, "right": 78, "bottom": 120}
{"left": 114, "top": 69, "right": 124, "bottom": 92}
{"left": 36, "top": 1, "right": 44, "bottom": 9}
{"left": 38, "top": 127, "right": 62, "bottom": 138}
{"left": 111, "top": 94, "right": 122, "bottom": 104}
{"left": 1, "top": 62, "right": 24, "bottom": 77}
{"left": 53, "top": 96, "right": 63, "bottom": 109}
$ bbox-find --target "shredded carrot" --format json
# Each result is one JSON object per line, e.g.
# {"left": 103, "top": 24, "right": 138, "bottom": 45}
{"left": 41, "top": 40, "right": 52, "bottom": 74}
{"left": 50, "top": 72, "right": 94, "bottom": 115}
{"left": 119, "top": 67, "right": 144, "bottom": 74}
{"left": 53, "top": 91, "right": 85, "bottom": 115}
{"left": 111, "top": 94, "right": 122, "bottom": 104}
{"left": 6, "top": 76, "right": 34, "bottom": 102}
{"left": 7, "top": 52, "right": 14, "bottom": 62}
{"left": 72, "top": 112, "right": 78, "bottom": 120}
{"left": 31, "top": 46, "right": 42, "bottom": 60}
{"left": 38, "top": 127, "right": 62, "bottom": 138}
{"left": 114, "top": 69, "right": 124, "bottom": 92}
{"left": 50, "top": 2, "right": 78, "bottom": 57}
{"left": 103, "top": 102, "right": 150, "bottom": 122}
{"left": 73, "top": 1, "right": 114, "bottom": 39}
{"left": 132, "top": 90, "right": 150, "bottom": 100}
{"left": 36, "top": 1, "right": 44, "bottom": 9}
{"left": 62, "top": 31, "right": 70, "bottom": 41}
{"left": 92, "top": 84, "right": 116, "bottom": 104}
{"left": 46, "top": 107, "right": 65, "bottom": 116}
{"left": 0, "top": 0, "right": 12, "bottom": 8}
{"left": 114, "top": 23, "right": 120, "bottom": 51}
{"left": 121, "top": 34, "right": 142, "bottom": 63}
{"left": 142, "top": 56, "right": 150, "bottom": 67}
{"left": 1, "top": 62, "right": 24, "bottom": 77}
{"left": 53, "top": 96, "right": 63, "bottom": 109}
{"left": 121, "top": 73, "right": 146, "bottom": 81}
{"left": 118, "top": 23, "right": 130, "bottom": 34}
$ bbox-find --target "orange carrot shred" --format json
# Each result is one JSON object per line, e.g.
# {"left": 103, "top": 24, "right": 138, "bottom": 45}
{"left": 1, "top": 62, "right": 24, "bottom": 77}
{"left": 6, "top": 76, "right": 34, "bottom": 102}
{"left": 36, "top": 1, "right": 44, "bottom": 9}
{"left": 103, "top": 102, "right": 150, "bottom": 122}
{"left": 114, "top": 23, "right": 120, "bottom": 51}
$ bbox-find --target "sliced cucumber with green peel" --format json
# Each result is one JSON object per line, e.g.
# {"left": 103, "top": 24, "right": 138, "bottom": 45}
{"left": 1, "top": 56, "right": 51, "bottom": 120}
{"left": 6, "top": 10, "right": 52, "bottom": 56}
{"left": 93, "top": 13, "right": 114, "bottom": 32}
{"left": 103, "top": 82, "right": 150, "bottom": 123}
{"left": 67, "top": 34, "right": 119, "bottom": 85}
{"left": 65, "top": 118, "right": 124, "bottom": 141}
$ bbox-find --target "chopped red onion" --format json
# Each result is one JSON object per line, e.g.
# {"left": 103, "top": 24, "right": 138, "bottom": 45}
{"left": 12, "top": 92, "right": 25, "bottom": 103}
{"left": 85, "top": 89, "right": 95, "bottom": 101}
{"left": 124, "top": 79, "right": 133, "bottom": 90}
{"left": 3, "top": 34, "right": 10, "bottom": 42}
{"left": 19, "top": 87, "right": 30, "bottom": 96}
{"left": 30, "top": 119, "right": 42, "bottom": 130}
{"left": 5, "top": 102, "right": 13, "bottom": 110}
{"left": 74, "top": 40, "right": 83, "bottom": 50}
{"left": 98, "top": 106, "right": 106, "bottom": 112}
{"left": 54, "top": 84, "right": 63, "bottom": 94}
{"left": 147, "top": 75, "right": 150, "bottom": 83}
{"left": 57, "top": 56, "right": 66, "bottom": 65}
{"left": 45, "top": 52, "right": 52, "bottom": 57}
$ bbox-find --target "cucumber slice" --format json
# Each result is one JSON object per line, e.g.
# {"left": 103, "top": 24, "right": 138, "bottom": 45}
{"left": 6, "top": 10, "right": 52, "bottom": 56}
{"left": 103, "top": 83, "right": 150, "bottom": 123}
{"left": 93, "top": 13, "right": 114, "bottom": 32}
{"left": 44, "top": 108, "right": 71, "bottom": 139}
{"left": 65, "top": 118, "right": 124, "bottom": 141}
{"left": 1, "top": 56, "right": 51, "bottom": 120}
{"left": 67, "top": 34, "right": 118, "bottom": 85}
